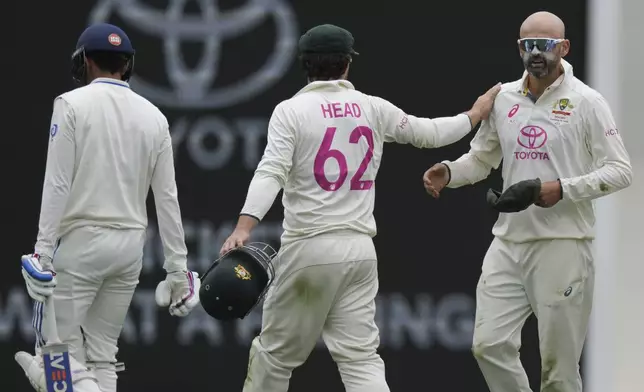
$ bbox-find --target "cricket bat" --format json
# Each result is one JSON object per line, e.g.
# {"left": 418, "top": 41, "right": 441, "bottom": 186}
{"left": 41, "top": 297, "right": 73, "bottom": 392}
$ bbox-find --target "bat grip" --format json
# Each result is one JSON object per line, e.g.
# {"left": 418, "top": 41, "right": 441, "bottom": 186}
{"left": 44, "top": 296, "right": 61, "bottom": 345}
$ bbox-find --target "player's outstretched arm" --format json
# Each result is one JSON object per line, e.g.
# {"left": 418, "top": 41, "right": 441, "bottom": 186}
{"left": 380, "top": 83, "right": 501, "bottom": 149}
{"left": 423, "top": 115, "right": 503, "bottom": 198}
{"left": 220, "top": 103, "right": 295, "bottom": 255}
{"left": 558, "top": 95, "right": 633, "bottom": 202}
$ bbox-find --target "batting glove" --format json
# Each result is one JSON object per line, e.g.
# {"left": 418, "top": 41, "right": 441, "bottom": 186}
{"left": 15, "top": 351, "right": 47, "bottom": 392}
{"left": 15, "top": 351, "right": 98, "bottom": 392}
{"left": 21, "top": 254, "right": 57, "bottom": 303}
{"left": 155, "top": 271, "right": 201, "bottom": 317}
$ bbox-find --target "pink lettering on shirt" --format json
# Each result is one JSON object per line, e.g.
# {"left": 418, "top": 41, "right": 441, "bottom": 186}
{"left": 605, "top": 128, "right": 619, "bottom": 137}
{"left": 351, "top": 103, "right": 362, "bottom": 117}
{"left": 320, "top": 103, "right": 363, "bottom": 118}
{"left": 332, "top": 103, "right": 342, "bottom": 117}
{"left": 321, "top": 104, "right": 333, "bottom": 118}
{"left": 398, "top": 115, "right": 409, "bottom": 130}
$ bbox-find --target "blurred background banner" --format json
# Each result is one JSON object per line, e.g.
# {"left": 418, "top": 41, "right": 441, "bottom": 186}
{"left": 6, "top": 1, "right": 587, "bottom": 391}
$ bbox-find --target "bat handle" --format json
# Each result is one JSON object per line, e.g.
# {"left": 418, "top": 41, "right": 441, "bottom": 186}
{"left": 44, "top": 296, "right": 61, "bottom": 345}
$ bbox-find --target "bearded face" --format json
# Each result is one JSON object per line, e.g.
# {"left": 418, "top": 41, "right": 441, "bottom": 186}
{"left": 518, "top": 38, "right": 564, "bottom": 79}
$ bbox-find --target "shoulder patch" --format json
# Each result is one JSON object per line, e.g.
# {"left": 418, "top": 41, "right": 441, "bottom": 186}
{"left": 50, "top": 124, "right": 58, "bottom": 141}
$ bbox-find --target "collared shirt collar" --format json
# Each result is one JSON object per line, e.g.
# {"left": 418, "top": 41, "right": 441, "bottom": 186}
{"left": 518, "top": 59, "right": 573, "bottom": 97}
{"left": 91, "top": 77, "right": 130, "bottom": 88}
{"left": 294, "top": 79, "right": 355, "bottom": 97}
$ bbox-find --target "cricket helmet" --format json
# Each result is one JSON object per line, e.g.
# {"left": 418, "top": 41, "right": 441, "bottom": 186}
{"left": 199, "top": 242, "right": 277, "bottom": 321}
{"left": 71, "top": 23, "right": 135, "bottom": 84}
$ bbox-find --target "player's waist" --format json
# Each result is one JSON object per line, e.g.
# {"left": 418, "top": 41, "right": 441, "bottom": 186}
{"left": 281, "top": 224, "right": 376, "bottom": 245}
{"left": 492, "top": 214, "right": 595, "bottom": 243}
{"left": 59, "top": 217, "right": 147, "bottom": 237}
{"left": 493, "top": 229, "right": 595, "bottom": 242}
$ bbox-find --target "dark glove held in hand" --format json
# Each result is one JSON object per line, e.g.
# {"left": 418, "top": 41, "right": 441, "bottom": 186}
{"left": 486, "top": 178, "right": 542, "bottom": 213}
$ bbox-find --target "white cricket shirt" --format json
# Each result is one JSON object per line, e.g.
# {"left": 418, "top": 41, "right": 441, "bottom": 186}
{"left": 445, "top": 60, "right": 632, "bottom": 242}
{"left": 241, "top": 80, "right": 473, "bottom": 244}
{"left": 35, "top": 78, "right": 188, "bottom": 272}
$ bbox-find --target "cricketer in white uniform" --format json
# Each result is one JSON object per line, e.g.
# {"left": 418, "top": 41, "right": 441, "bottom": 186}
{"left": 15, "top": 24, "right": 200, "bottom": 392}
{"left": 423, "top": 12, "right": 632, "bottom": 392}
{"left": 220, "top": 24, "right": 501, "bottom": 392}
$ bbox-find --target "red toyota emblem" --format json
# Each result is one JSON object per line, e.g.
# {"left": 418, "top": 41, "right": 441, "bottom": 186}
{"left": 108, "top": 33, "right": 122, "bottom": 46}
{"left": 517, "top": 125, "right": 547, "bottom": 149}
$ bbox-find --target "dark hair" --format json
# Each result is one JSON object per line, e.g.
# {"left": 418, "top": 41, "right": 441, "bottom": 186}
{"left": 85, "top": 50, "right": 131, "bottom": 75}
{"left": 300, "top": 53, "right": 351, "bottom": 81}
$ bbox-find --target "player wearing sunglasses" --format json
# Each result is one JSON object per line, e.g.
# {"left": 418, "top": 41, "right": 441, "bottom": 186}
{"left": 423, "top": 11, "right": 632, "bottom": 392}
{"left": 519, "top": 36, "right": 566, "bottom": 80}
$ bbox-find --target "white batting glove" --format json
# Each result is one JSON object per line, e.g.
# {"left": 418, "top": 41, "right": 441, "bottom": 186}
{"left": 155, "top": 271, "right": 201, "bottom": 317}
{"left": 15, "top": 351, "right": 47, "bottom": 392}
{"left": 21, "top": 254, "right": 57, "bottom": 303}
{"left": 15, "top": 351, "right": 99, "bottom": 392}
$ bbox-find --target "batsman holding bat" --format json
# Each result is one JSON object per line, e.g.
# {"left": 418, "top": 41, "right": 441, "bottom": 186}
{"left": 16, "top": 23, "right": 200, "bottom": 392}
{"left": 423, "top": 12, "right": 632, "bottom": 392}
{"left": 220, "top": 24, "right": 501, "bottom": 392}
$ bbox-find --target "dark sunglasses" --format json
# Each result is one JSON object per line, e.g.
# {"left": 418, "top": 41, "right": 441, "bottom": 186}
{"left": 517, "top": 38, "right": 564, "bottom": 52}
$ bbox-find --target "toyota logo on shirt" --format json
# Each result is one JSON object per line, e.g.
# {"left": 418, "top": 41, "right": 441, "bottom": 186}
{"left": 517, "top": 125, "right": 547, "bottom": 149}
{"left": 515, "top": 125, "right": 550, "bottom": 160}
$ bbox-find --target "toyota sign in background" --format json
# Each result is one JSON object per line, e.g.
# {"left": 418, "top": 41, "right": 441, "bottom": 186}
{"left": 6, "top": 1, "right": 598, "bottom": 391}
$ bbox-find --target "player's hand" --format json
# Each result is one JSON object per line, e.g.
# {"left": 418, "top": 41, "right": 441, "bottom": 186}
{"left": 155, "top": 270, "right": 201, "bottom": 317}
{"left": 423, "top": 163, "right": 451, "bottom": 198}
{"left": 220, "top": 228, "right": 250, "bottom": 256}
{"left": 20, "top": 254, "right": 56, "bottom": 303}
{"left": 15, "top": 350, "right": 97, "bottom": 392}
{"left": 14, "top": 351, "right": 46, "bottom": 392}
{"left": 466, "top": 83, "right": 502, "bottom": 126}
{"left": 535, "top": 180, "right": 563, "bottom": 208}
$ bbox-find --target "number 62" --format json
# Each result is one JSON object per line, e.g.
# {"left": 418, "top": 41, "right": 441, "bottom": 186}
{"left": 313, "top": 126, "right": 375, "bottom": 191}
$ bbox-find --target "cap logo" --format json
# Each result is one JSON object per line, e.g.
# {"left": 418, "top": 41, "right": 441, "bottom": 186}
{"left": 108, "top": 33, "right": 122, "bottom": 46}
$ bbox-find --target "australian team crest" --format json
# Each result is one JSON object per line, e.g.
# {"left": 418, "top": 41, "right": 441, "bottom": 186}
{"left": 554, "top": 98, "right": 574, "bottom": 111}
{"left": 550, "top": 98, "right": 575, "bottom": 124}
{"left": 234, "top": 264, "right": 252, "bottom": 280}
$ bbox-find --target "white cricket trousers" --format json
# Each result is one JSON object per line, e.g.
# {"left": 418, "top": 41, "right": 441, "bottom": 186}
{"left": 35, "top": 225, "right": 144, "bottom": 392}
{"left": 243, "top": 232, "right": 390, "bottom": 392}
{"left": 472, "top": 237, "right": 595, "bottom": 392}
